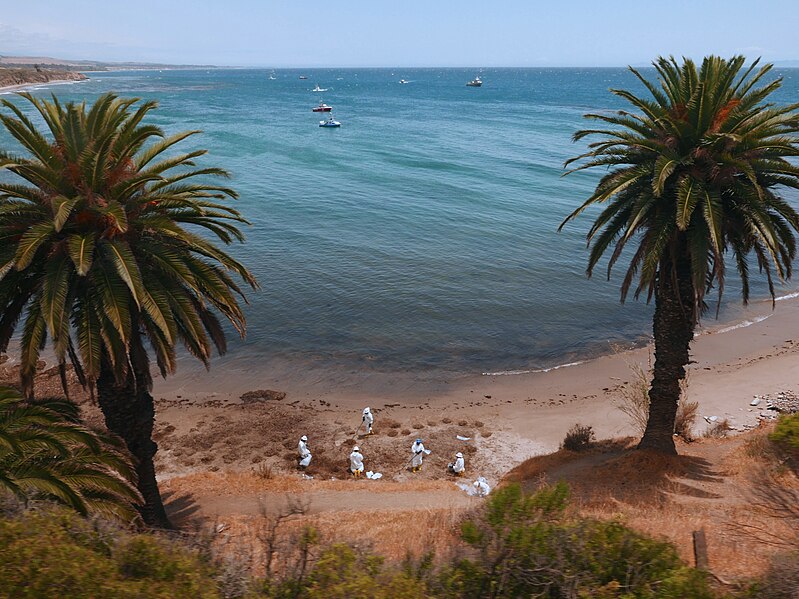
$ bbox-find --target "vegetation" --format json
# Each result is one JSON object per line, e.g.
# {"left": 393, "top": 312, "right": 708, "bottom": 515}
{"left": 0, "top": 385, "right": 139, "bottom": 519}
{"left": 0, "top": 93, "right": 257, "bottom": 526}
{"left": 0, "top": 507, "right": 219, "bottom": 598}
{"left": 561, "top": 422, "right": 595, "bottom": 451}
{"left": 769, "top": 413, "right": 799, "bottom": 454}
{"left": 561, "top": 56, "right": 799, "bottom": 454}
{"left": 0, "top": 482, "right": 720, "bottom": 598}
{"left": 616, "top": 359, "right": 698, "bottom": 441}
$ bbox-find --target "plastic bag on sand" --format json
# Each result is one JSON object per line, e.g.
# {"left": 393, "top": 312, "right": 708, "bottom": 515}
{"left": 366, "top": 471, "right": 383, "bottom": 479}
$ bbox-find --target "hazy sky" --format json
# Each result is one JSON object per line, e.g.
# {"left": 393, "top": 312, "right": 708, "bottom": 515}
{"left": 2, "top": 0, "right": 798, "bottom": 67}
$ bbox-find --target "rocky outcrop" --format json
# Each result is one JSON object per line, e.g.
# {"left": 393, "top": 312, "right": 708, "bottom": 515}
{"left": 0, "top": 68, "right": 87, "bottom": 90}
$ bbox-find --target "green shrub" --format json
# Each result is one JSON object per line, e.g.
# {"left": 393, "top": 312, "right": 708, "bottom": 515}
{"left": 770, "top": 413, "right": 799, "bottom": 453}
{"left": 439, "top": 483, "right": 715, "bottom": 598}
{"left": 0, "top": 507, "right": 220, "bottom": 598}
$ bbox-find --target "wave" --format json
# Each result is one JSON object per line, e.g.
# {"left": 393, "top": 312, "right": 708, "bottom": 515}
{"left": 482, "top": 360, "right": 585, "bottom": 376}
{"left": 775, "top": 290, "right": 799, "bottom": 302}
{"left": 708, "top": 314, "right": 772, "bottom": 335}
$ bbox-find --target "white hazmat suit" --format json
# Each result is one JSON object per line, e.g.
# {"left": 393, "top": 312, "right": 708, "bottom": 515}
{"left": 473, "top": 477, "right": 490, "bottom": 497}
{"left": 349, "top": 447, "right": 364, "bottom": 477}
{"left": 449, "top": 452, "right": 465, "bottom": 476}
{"left": 298, "top": 436, "right": 312, "bottom": 468}
{"left": 411, "top": 439, "right": 428, "bottom": 472}
{"left": 362, "top": 407, "right": 374, "bottom": 434}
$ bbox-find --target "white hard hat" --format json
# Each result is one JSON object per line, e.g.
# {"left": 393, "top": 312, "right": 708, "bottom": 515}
{"left": 300, "top": 435, "right": 308, "bottom": 441}
{"left": 456, "top": 452, "right": 463, "bottom": 458}
{"left": 353, "top": 446, "right": 360, "bottom": 452}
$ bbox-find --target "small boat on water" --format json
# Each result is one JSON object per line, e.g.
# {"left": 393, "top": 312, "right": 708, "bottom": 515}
{"left": 312, "top": 84, "right": 329, "bottom": 92}
{"left": 466, "top": 76, "right": 483, "bottom": 87}
{"left": 399, "top": 79, "right": 409, "bottom": 84}
{"left": 319, "top": 116, "right": 341, "bottom": 128}
{"left": 269, "top": 74, "right": 277, "bottom": 80}
{"left": 299, "top": 75, "right": 308, "bottom": 80}
{"left": 312, "top": 102, "right": 333, "bottom": 112}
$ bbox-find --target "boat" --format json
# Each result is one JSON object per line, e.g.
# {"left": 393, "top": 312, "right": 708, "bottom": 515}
{"left": 269, "top": 74, "right": 277, "bottom": 80}
{"left": 466, "top": 76, "right": 483, "bottom": 87}
{"left": 319, "top": 116, "right": 341, "bottom": 128}
{"left": 399, "top": 79, "right": 409, "bottom": 84}
{"left": 312, "top": 102, "right": 333, "bottom": 112}
{"left": 299, "top": 75, "right": 308, "bottom": 80}
{"left": 312, "top": 84, "right": 329, "bottom": 92}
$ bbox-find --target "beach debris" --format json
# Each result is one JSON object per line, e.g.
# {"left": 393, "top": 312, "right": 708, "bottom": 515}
{"left": 704, "top": 416, "right": 719, "bottom": 423}
{"left": 456, "top": 435, "right": 471, "bottom": 441}
{"left": 240, "top": 389, "right": 287, "bottom": 404}
{"left": 302, "top": 473, "right": 314, "bottom": 480}
{"left": 753, "top": 391, "right": 799, "bottom": 420}
{"left": 366, "top": 471, "right": 382, "bottom": 479}
{"left": 215, "top": 523, "right": 230, "bottom": 533}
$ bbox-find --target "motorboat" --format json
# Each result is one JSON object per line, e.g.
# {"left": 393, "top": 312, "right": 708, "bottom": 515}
{"left": 312, "top": 84, "right": 329, "bottom": 92}
{"left": 466, "top": 76, "right": 483, "bottom": 87}
{"left": 399, "top": 79, "right": 409, "bottom": 84}
{"left": 312, "top": 102, "right": 333, "bottom": 112}
{"left": 319, "top": 116, "right": 341, "bottom": 128}
{"left": 299, "top": 75, "right": 308, "bottom": 80}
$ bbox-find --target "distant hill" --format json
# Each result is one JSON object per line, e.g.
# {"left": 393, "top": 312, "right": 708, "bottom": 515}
{"left": 0, "top": 67, "right": 87, "bottom": 90}
{"left": 0, "top": 55, "right": 218, "bottom": 71}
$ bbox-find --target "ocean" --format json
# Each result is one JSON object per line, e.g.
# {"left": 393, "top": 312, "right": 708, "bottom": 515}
{"left": 4, "top": 67, "right": 799, "bottom": 391}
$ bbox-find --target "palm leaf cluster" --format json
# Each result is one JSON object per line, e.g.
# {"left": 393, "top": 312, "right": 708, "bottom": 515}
{"left": 561, "top": 56, "right": 799, "bottom": 315}
{"left": 0, "top": 385, "right": 140, "bottom": 519}
{"left": 0, "top": 93, "right": 257, "bottom": 396}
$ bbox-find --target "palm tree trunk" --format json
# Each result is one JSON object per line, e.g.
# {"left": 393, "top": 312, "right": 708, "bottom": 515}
{"left": 96, "top": 357, "right": 171, "bottom": 528}
{"left": 638, "top": 245, "right": 696, "bottom": 454}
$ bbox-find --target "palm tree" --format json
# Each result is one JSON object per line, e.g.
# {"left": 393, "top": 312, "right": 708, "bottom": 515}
{"left": 0, "top": 93, "right": 257, "bottom": 526}
{"left": 560, "top": 56, "right": 799, "bottom": 453}
{"left": 0, "top": 385, "right": 141, "bottom": 519}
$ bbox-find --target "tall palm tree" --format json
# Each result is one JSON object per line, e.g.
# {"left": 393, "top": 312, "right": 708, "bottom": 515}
{"left": 0, "top": 385, "right": 141, "bottom": 519}
{"left": 560, "top": 56, "right": 799, "bottom": 453}
{"left": 0, "top": 93, "right": 257, "bottom": 526}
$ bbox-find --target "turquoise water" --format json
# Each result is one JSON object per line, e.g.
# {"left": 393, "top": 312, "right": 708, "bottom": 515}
{"left": 4, "top": 68, "right": 799, "bottom": 384}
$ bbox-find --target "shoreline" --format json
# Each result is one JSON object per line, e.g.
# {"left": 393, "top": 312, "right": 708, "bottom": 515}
{"left": 146, "top": 293, "right": 799, "bottom": 455}
{"left": 0, "top": 74, "right": 88, "bottom": 94}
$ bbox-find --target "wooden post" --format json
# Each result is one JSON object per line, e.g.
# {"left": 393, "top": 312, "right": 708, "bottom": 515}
{"left": 693, "top": 528, "right": 709, "bottom": 570}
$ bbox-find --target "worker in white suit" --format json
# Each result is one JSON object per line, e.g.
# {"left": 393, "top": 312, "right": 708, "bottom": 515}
{"left": 349, "top": 445, "right": 364, "bottom": 478}
{"left": 362, "top": 407, "right": 374, "bottom": 435}
{"left": 298, "top": 435, "right": 312, "bottom": 469}
{"left": 411, "top": 438, "right": 428, "bottom": 472}
{"left": 473, "top": 477, "right": 490, "bottom": 497}
{"left": 448, "top": 452, "right": 465, "bottom": 476}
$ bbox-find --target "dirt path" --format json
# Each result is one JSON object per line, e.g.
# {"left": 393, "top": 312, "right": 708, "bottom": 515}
{"left": 189, "top": 487, "right": 475, "bottom": 518}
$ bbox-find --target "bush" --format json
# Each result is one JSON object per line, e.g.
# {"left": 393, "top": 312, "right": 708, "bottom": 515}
{"left": 0, "top": 507, "right": 220, "bottom": 598}
{"left": 439, "top": 483, "right": 715, "bottom": 598}
{"left": 770, "top": 413, "right": 799, "bottom": 453}
{"left": 562, "top": 423, "right": 595, "bottom": 451}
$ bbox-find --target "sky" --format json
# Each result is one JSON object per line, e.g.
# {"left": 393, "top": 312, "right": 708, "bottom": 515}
{"left": 2, "top": 0, "right": 799, "bottom": 67}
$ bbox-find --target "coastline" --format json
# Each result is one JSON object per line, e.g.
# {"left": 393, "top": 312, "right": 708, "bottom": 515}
{"left": 149, "top": 292, "right": 799, "bottom": 458}
{"left": 0, "top": 71, "right": 88, "bottom": 94}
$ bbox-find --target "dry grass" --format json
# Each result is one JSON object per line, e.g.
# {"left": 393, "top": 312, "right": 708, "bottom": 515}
{"left": 504, "top": 428, "right": 796, "bottom": 581}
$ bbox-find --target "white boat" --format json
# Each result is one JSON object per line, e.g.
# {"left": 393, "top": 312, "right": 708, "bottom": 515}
{"left": 319, "top": 116, "right": 341, "bottom": 128}
{"left": 269, "top": 74, "right": 277, "bottom": 80}
{"left": 312, "top": 84, "right": 329, "bottom": 92}
{"left": 399, "top": 79, "right": 409, "bottom": 84}
{"left": 466, "top": 76, "right": 483, "bottom": 87}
